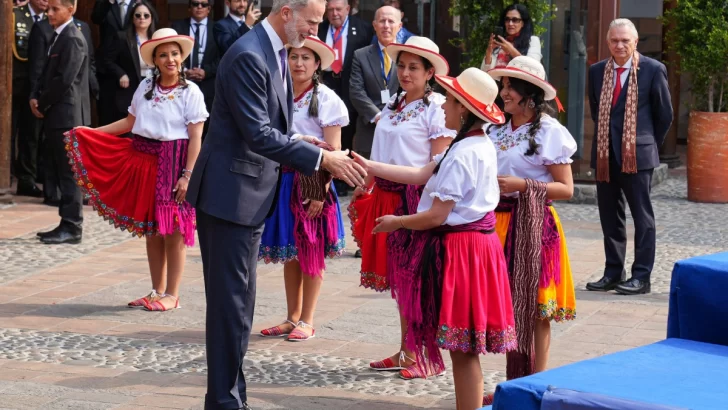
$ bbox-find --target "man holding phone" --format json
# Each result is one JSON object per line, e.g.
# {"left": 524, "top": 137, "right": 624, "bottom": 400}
{"left": 213, "top": 0, "right": 261, "bottom": 55}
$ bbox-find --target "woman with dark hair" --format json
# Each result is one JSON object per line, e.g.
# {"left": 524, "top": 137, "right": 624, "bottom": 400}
{"left": 64, "top": 29, "right": 208, "bottom": 311}
{"left": 351, "top": 67, "right": 517, "bottom": 410}
{"left": 258, "top": 37, "right": 348, "bottom": 342}
{"left": 481, "top": 3, "right": 542, "bottom": 71}
{"left": 102, "top": 0, "right": 159, "bottom": 123}
{"left": 349, "top": 36, "right": 455, "bottom": 380}
{"left": 482, "top": 56, "right": 576, "bottom": 405}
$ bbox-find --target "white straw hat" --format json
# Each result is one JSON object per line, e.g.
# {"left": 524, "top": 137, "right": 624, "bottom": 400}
{"left": 435, "top": 67, "right": 505, "bottom": 124}
{"left": 385, "top": 36, "right": 449, "bottom": 75}
{"left": 488, "top": 56, "right": 557, "bottom": 101}
{"left": 287, "top": 36, "right": 336, "bottom": 71}
{"left": 139, "top": 28, "right": 194, "bottom": 67}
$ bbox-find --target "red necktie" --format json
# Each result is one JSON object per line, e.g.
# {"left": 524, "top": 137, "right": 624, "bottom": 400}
{"left": 331, "top": 26, "right": 343, "bottom": 74}
{"left": 612, "top": 67, "right": 627, "bottom": 107}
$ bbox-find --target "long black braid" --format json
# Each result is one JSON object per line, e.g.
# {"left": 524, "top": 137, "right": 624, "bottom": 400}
{"left": 308, "top": 70, "right": 322, "bottom": 118}
{"left": 495, "top": 77, "right": 555, "bottom": 156}
{"left": 433, "top": 112, "right": 479, "bottom": 174}
{"left": 388, "top": 54, "right": 435, "bottom": 110}
{"left": 144, "top": 42, "right": 189, "bottom": 101}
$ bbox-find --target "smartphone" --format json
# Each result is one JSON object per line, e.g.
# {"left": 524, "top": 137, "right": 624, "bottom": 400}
{"left": 493, "top": 26, "right": 504, "bottom": 38}
{"left": 253, "top": 0, "right": 260, "bottom": 11}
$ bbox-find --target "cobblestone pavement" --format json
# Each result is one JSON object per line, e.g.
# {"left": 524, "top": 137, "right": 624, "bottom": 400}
{"left": 0, "top": 168, "right": 725, "bottom": 409}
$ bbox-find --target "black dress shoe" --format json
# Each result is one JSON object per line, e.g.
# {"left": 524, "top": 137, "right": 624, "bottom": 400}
{"left": 241, "top": 403, "right": 252, "bottom": 410}
{"left": 16, "top": 183, "right": 43, "bottom": 198}
{"left": 354, "top": 249, "right": 362, "bottom": 258}
{"left": 37, "top": 225, "right": 62, "bottom": 238}
{"left": 43, "top": 197, "right": 60, "bottom": 207}
{"left": 615, "top": 278, "right": 651, "bottom": 295}
{"left": 40, "top": 228, "right": 82, "bottom": 245}
{"left": 585, "top": 275, "right": 622, "bottom": 291}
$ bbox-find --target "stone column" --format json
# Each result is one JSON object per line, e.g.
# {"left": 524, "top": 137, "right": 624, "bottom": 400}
{"left": 660, "top": 0, "right": 682, "bottom": 168}
{"left": 0, "top": 0, "right": 13, "bottom": 196}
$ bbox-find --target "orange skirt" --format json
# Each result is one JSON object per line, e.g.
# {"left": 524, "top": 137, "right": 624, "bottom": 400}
{"left": 348, "top": 186, "right": 401, "bottom": 292}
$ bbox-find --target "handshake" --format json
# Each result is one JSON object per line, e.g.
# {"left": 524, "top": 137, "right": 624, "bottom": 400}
{"left": 298, "top": 135, "right": 370, "bottom": 188}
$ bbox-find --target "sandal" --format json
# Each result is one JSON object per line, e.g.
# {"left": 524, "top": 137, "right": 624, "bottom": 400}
{"left": 483, "top": 393, "right": 495, "bottom": 406}
{"left": 399, "top": 364, "right": 446, "bottom": 380}
{"left": 369, "top": 351, "right": 415, "bottom": 371}
{"left": 260, "top": 320, "right": 297, "bottom": 337}
{"left": 127, "top": 290, "right": 161, "bottom": 308}
{"left": 144, "top": 294, "right": 180, "bottom": 312}
{"left": 287, "top": 321, "right": 315, "bottom": 342}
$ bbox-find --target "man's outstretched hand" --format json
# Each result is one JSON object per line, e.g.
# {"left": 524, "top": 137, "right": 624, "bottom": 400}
{"left": 321, "top": 150, "right": 367, "bottom": 188}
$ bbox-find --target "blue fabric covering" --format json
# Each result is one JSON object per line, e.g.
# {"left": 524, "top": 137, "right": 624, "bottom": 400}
{"left": 540, "top": 387, "right": 687, "bottom": 410}
{"left": 668, "top": 252, "right": 728, "bottom": 346}
{"left": 259, "top": 172, "right": 345, "bottom": 263}
{"left": 492, "top": 338, "right": 728, "bottom": 410}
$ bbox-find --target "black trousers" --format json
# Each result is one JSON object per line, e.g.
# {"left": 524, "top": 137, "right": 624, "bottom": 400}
{"left": 197, "top": 209, "right": 262, "bottom": 410}
{"left": 45, "top": 128, "right": 83, "bottom": 230}
{"left": 596, "top": 156, "right": 655, "bottom": 281}
{"left": 13, "top": 96, "right": 43, "bottom": 186}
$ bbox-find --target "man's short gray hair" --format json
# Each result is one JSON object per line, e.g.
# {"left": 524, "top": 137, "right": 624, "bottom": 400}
{"left": 608, "top": 18, "right": 639, "bottom": 39}
{"left": 271, "top": 0, "right": 311, "bottom": 13}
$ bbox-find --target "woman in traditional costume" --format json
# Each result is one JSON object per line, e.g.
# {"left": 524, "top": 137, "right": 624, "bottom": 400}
{"left": 352, "top": 67, "right": 517, "bottom": 410}
{"left": 65, "top": 28, "right": 207, "bottom": 311}
{"left": 348, "top": 36, "right": 455, "bottom": 379}
{"left": 482, "top": 56, "right": 577, "bottom": 405}
{"left": 257, "top": 37, "right": 347, "bottom": 342}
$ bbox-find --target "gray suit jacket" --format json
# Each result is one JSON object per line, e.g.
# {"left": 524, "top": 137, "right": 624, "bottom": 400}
{"left": 349, "top": 44, "right": 399, "bottom": 153}
{"left": 186, "top": 23, "right": 320, "bottom": 226}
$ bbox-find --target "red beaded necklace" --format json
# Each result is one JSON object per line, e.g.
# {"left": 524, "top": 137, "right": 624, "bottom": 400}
{"left": 156, "top": 82, "right": 179, "bottom": 94}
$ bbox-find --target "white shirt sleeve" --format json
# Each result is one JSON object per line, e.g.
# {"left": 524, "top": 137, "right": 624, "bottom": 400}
{"left": 184, "top": 84, "right": 210, "bottom": 125}
{"left": 317, "top": 87, "right": 349, "bottom": 128}
{"left": 429, "top": 156, "right": 474, "bottom": 203}
{"left": 526, "top": 36, "right": 543, "bottom": 62}
{"left": 128, "top": 79, "right": 152, "bottom": 117}
{"left": 427, "top": 93, "right": 457, "bottom": 140}
{"left": 538, "top": 117, "right": 577, "bottom": 165}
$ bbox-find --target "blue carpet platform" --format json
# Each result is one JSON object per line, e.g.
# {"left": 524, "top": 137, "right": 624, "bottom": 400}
{"left": 485, "top": 252, "right": 728, "bottom": 410}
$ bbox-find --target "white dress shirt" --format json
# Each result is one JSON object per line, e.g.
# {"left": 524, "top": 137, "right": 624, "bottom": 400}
{"left": 28, "top": 5, "right": 44, "bottom": 22}
{"left": 189, "top": 17, "right": 208, "bottom": 68}
{"left": 48, "top": 18, "right": 74, "bottom": 55}
{"left": 613, "top": 57, "right": 633, "bottom": 88}
{"left": 324, "top": 20, "right": 348, "bottom": 71}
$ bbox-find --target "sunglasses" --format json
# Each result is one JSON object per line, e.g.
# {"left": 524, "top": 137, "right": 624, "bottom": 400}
{"left": 191, "top": 1, "right": 210, "bottom": 7}
{"left": 504, "top": 17, "right": 523, "bottom": 24}
{"left": 134, "top": 12, "right": 151, "bottom": 19}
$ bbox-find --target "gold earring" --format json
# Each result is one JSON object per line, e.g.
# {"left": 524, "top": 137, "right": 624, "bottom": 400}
{"left": 460, "top": 116, "right": 466, "bottom": 128}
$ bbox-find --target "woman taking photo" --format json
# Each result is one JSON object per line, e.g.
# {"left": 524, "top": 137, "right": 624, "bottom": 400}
{"left": 349, "top": 36, "right": 454, "bottom": 380}
{"left": 352, "top": 67, "right": 516, "bottom": 410}
{"left": 65, "top": 28, "right": 208, "bottom": 311}
{"left": 258, "top": 37, "right": 348, "bottom": 342}
{"left": 481, "top": 4, "right": 542, "bottom": 71}
{"left": 102, "top": 0, "right": 159, "bottom": 123}
{"left": 482, "top": 56, "right": 576, "bottom": 404}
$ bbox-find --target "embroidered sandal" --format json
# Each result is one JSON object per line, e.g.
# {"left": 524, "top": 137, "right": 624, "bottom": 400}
{"left": 369, "top": 351, "right": 415, "bottom": 371}
{"left": 399, "top": 364, "right": 446, "bottom": 380}
{"left": 260, "top": 320, "right": 297, "bottom": 337}
{"left": 127, "top": 290, "right": 161, "bottom": 308}
{"left": 144, "top": 294, "right": 180, "bottom": 311}
{"left": 287, "top": 321, "right": 316, "bottom": 342}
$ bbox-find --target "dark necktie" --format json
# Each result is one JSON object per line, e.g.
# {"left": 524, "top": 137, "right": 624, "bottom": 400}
{"left": 33, "top": 15, "right": 40, "bottom": 23}
{"left": 191, "top": 23, "right": 201, "bottom": 68}
{"left": 48, "top": 32, "right": 58, "bottom": 55}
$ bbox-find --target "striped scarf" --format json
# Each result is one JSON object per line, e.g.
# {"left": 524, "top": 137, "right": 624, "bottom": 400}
{"left": 506, "top": 179, "right": 547, "bottom": 380}
{"left": 596, "top": 53, "right": 640, "bottom": 182}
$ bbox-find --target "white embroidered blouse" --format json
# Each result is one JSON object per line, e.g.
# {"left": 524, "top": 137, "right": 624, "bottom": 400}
{"left": 370, "top": 92, "right": 456, "bottom": 167}
{"left": 128, "top": 78, "right": 209, "bottom": 141}
{"left": 291, "top": 83, "right": 349, "bottom": 140}
{"left": 488, "top": 115, "right": 577, "bottom": 185}
{"left": 417, "top": 127, "right": 500, "bottom": 226}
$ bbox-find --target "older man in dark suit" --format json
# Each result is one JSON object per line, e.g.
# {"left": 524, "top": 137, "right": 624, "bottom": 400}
{"left": 585, "top": 18, "right": 673, "bottom": 295}
{"left": 186, "top": 0, "right": 364, "bottom": 408}
{"left": 30, "top": 0, "right": 90, "bottom": 244}
{"left": 213, "top": 0, "right": 260, "bottom": 55}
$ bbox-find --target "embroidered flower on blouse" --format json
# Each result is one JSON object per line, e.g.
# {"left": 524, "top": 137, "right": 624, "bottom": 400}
{"left": 388, "top": 100, "right": 426, "bottom": 125}
{"left": 293, "top": 91, "right": 314, "bottom": 112}
{"left": 491, "top": 124, "right": 531, "bottom": 152}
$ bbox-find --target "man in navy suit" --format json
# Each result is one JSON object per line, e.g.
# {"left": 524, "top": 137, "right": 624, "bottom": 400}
{"left": 186, "top": 0, "right": 365, "bottom": 408}
{"left": 585, "top": 19, "right": 673, "bottom": 296}
{"left": 213, "top": 0, "right": 260, "bottom": 55}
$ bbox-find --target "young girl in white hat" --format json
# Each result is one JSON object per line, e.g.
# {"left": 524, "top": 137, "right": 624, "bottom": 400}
{"left": 482, "top": 55, "right": 577, "bottom": 404}
{"left": 64, "top": 28, "right": 207, "bottom": 311}
{"left": 352, "top": 67, "right": 517, "bottom": 409}
{"left": 258, "top": 36, "right": 348, "bottom": 342}
{"left": 348, "top": 36, "right": 456, "bottom": 379}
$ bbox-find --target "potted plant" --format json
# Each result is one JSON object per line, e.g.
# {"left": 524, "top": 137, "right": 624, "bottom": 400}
{"left": 664, "top": 0, "right": 728, "bottom": 203}
{"left": 449, "top": 0, "right": 553, "bottom": 69}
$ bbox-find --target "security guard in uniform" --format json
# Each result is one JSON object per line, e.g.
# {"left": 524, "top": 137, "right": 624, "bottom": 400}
{"left": 12, "top": 0, "right": 48, "bottom": 197}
